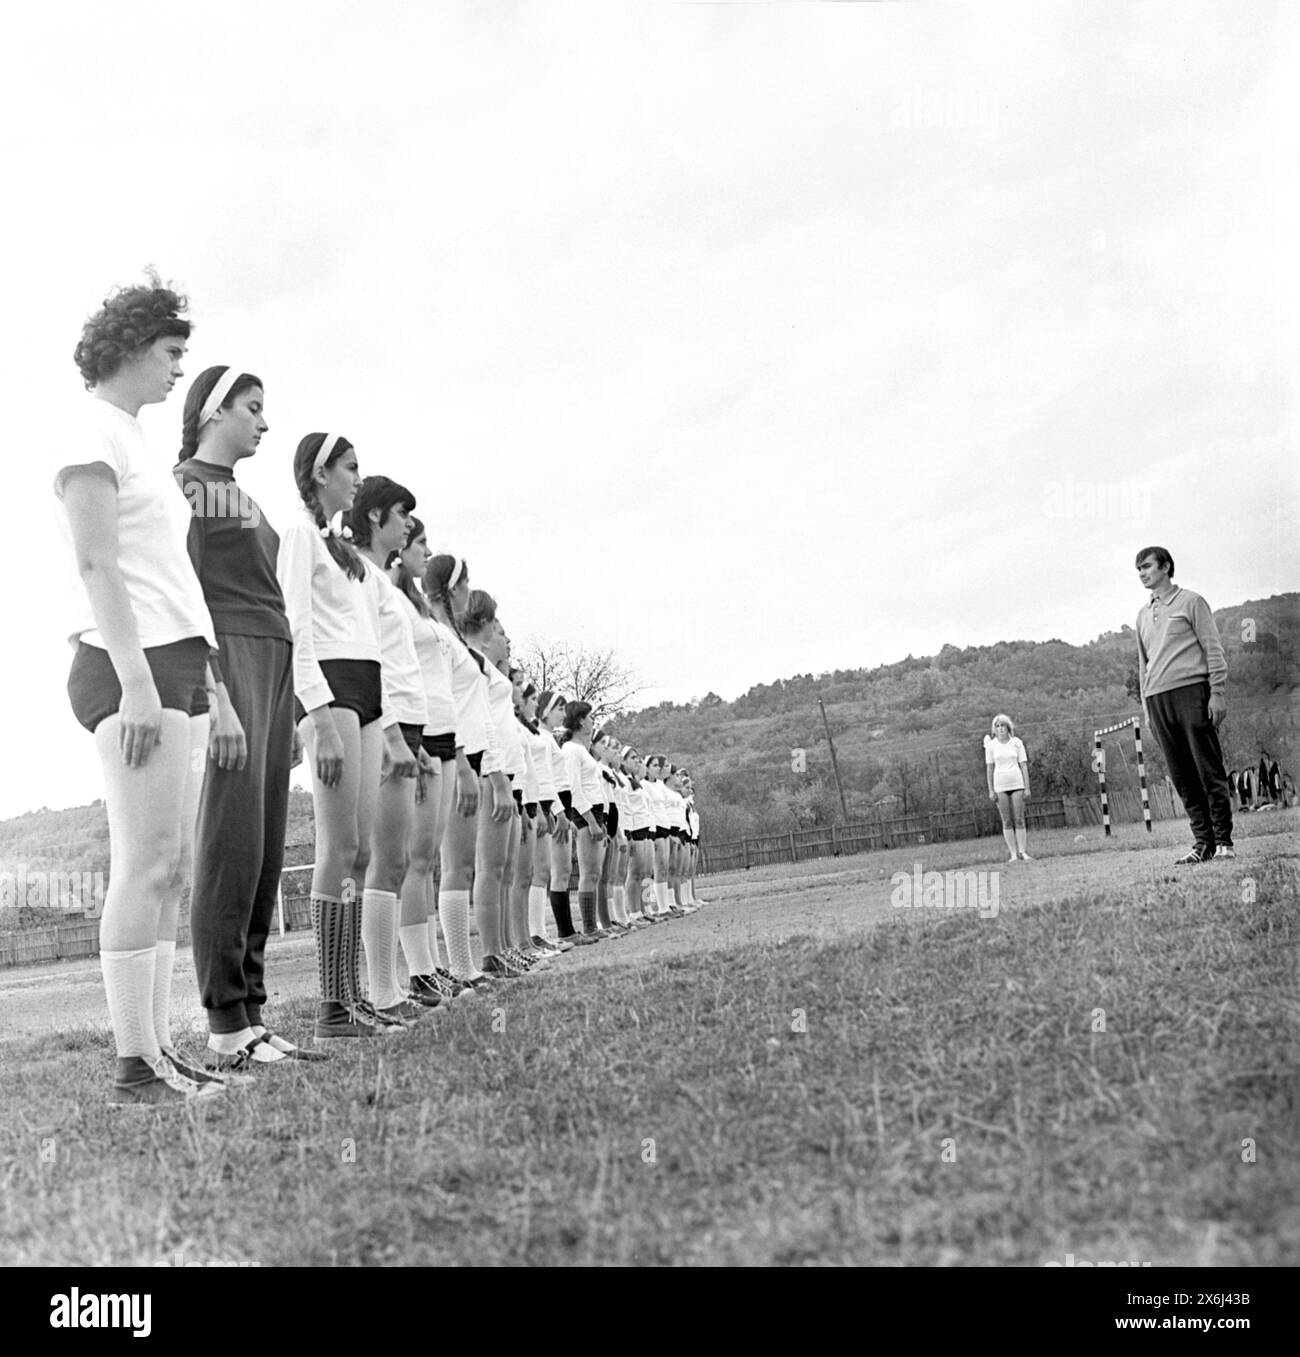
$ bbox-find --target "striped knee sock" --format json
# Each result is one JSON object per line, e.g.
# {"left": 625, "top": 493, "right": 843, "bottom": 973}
{"left": 578, "top": 890, "right": 598, "bottom": 934}
{"left": 362, "top": 889, "right": 401, "bottom": 1009}
{"left": 439, "top": 889, "right": 474, "bottom": 979}
{"left": 310, "top": 893, "right": 347, "bottom": 1002}
{"left": 101, "top": 947, "right": 160, "bottom": 1060}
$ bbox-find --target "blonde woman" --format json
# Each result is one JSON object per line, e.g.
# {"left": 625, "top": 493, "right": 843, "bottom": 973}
{"left": 985, "top": 714, "right": 1032, "bottom": 862}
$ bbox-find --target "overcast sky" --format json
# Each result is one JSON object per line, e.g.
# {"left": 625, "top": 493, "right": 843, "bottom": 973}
{"left": 2, "top": 1, "right": 1297, "bottom": 819}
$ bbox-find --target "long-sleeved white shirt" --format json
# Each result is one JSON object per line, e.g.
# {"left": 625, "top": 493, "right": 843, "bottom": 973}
{"left": 624, "top": 779, "right": 650, "bottom": 832}
{"left": 562, "top": 740, "right": 604, "bottom": 816}
{"left": 661, "top": 785, "right": 687, "bottom": 829}
{"left": 276, "top": 505, "right": 390, "bottom": 725}
{"left": 547, "top": 729, "right": 571, "bottom": 793}
{"left": 481, "top": 662, "right": 525, "bottom": 777}
{"left": 374, "top": 570, "right": 428, "bottom": 728}
{"left": 398, "top": 593, "right": 457, "bottom": 737}
{"left": 442, "top": 635, "right": 493, "bottom": 759}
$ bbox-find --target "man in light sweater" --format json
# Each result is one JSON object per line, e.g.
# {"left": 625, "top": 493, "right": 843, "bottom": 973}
{"left": 1134, "top": 546, "right": 1232, "bottom": 863}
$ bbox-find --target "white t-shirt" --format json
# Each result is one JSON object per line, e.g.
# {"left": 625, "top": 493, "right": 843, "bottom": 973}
{"left": 55, "top": 399, "right": 215, "bottom": 651}
{"left": 399, "top": 598, "right": 457, "bottom": 737}
{"left": 374, "top": 570, "right": 428, "bottom": 728}
{"left": 985, "top": 735, "right": 1028, "bottom": 792}
{"left": 481, "top": 663, "right": 525, "bottom": 777}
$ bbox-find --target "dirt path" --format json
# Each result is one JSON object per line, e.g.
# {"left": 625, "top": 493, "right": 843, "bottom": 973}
{"left": 2, "top": 815, "right": 1293, "bottom": 1046}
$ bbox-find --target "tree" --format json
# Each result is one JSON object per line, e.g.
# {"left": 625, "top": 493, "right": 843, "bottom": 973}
{"left": 516, "top": 639, "right": 646, "bottom": 725}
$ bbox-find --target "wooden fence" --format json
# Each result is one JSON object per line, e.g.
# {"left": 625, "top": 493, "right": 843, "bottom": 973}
{"left": 0, "top": 785, "right": 1188, "bottom": 965}
{"left": 699, "top": 786, "right": 1185, "bottom": 875}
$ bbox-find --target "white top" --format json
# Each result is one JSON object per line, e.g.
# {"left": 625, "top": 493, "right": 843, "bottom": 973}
{"left": 643, "top": 778, "right": 672, "bottom": 828}
{"left": 562, "top": 740, "right": 604, "bottom": 816}
{"left": 276, "top": 505, "right": 389, "bottom": 722}
{"left": 985, "top": 735, "right": 1029, "bottom": 792}
{"left": 398, "top": 594, "right": 457, "bottom": 737}
{"left": 547, "top": 729, "right": 571, "bottom": 792}
{"left": 624, "top": 780, "right": 650, "bottom": 832}
{"left": 445, "top": 635, "right": 492, "bottom": 759}
{"left": 661, "top": 785, "right": 687, "bottom": 829}
{"left": 481, "top": 663, "right": 525, "bottom": 777}
{"left": 523, "top": 726, "right": 558, "bottom": 803}
{"left": 374, "top": 571, "right": 428, "bottom": 728}
{"left": 55, "top": 399, "right": 215, "bottom": 651}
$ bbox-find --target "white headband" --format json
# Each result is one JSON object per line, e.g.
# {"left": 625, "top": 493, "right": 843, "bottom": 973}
{"left": 447, "top": 556, "right": 464, "bottom": 590}
{"left": 312, "top": 432, "right": 342, "bottom": 475}
{"left": 198, "top": 367, "right": 244, "bottom": 426}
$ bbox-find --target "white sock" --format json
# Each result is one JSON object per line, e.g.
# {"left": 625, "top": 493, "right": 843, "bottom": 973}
{"left": 439, "top": 889, "right": 475, "bottom": 979}
{"left": 527, "top": 886, "right": 546, "bottom": 938}
{"left": 654, "top": 881, "right": 670, "bottom": 916}
{"left": 426, "top": 915, "right": 444, "bottom": 969}
{"left": 361, "top": 889, "right": 402, "bottom": 1010}
{"left": 153, "top": 939, "right": 176, "bottom": 1049}
{"left": 611, "top": 885, "right": 627, "bottom": 925}
{"left": 102, "top": 947, "right": 160, "bottom": 1061}
{"left": 400, "top": 922, "right": 436, "bottom": 977}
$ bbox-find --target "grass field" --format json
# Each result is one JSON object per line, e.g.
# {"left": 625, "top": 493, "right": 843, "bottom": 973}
{"left": 1, "top": 814, "right": 1296, "bottom": 1266}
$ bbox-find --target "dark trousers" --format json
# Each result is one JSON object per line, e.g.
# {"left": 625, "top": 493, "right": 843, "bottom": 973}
{"left": 191, "top": 635, "right": 294, "bottom": 1033}
{"left": 1146, "top": 681, "right": 1232, "bottom": 850}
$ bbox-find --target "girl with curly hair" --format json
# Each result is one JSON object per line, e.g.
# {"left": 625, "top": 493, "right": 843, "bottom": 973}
{"left": 57, "top": 278, "right": 227, "bottom": 1107}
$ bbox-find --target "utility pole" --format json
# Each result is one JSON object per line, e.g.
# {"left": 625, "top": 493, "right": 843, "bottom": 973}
{"left": 818, "top": 699, "right": 850, "bottom": 823}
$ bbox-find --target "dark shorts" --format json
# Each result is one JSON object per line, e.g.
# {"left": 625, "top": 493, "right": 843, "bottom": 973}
{"left": 653, "top": 826, "right": 670, "bottom": 840}
{"left": 467, "top": 750, "right": 483, "bottom": 776}
{"left": 512, "top": 787, "right": 523, "bottom": 810}
{"left": 293, "top": 659, "right": 382, "bottom": 728}
{"left": 606, "top": 805, "right": 620, "bottom": 837}
{"left": 68, "top": 637, "right": 209, "bottom": 734}
{"left": 422, "top": 731, "right": 456, "bottom": 763}
{"left": 191, "top": 683, "right": 211, "bottom": 718}
{"left": 399, "top": 722, "right": 424, "bottom": 756}
{"left": 629, "top": 827, "right": 650, "bottom": 842}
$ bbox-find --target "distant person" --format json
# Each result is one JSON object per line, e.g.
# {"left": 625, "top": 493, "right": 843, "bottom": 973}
{"left": 985, "top": 714, "right": 1032, "bottom": 862}
{"left": 1134, "top": 546, "right": 1232, "bottom": 862}
{"left": 57, "top": 277, "right": 226, "bottom": 1107}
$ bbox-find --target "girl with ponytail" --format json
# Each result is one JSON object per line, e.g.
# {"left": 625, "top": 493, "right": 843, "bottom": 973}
{"left": 178, "top": 367, "right": 326, "bottom": 1070}
{"left": 388, "top": 523, "right": 472, "bottom": 1003}
{"left": 560, "top": 701, "right": 608, "bottom": 940}
{"left": 423, "top": 554, "right": 500, "bottom": 990}
{"left": 276, "top": 432, "right": 412, "bottom": 1042}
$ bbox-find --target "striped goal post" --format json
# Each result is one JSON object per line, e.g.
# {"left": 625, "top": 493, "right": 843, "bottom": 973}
{"left": 1092, "top": 716, "right": 1152, "bottom": 836}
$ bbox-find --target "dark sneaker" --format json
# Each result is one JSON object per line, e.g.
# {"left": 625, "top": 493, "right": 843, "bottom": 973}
{"left": 164, "top": 1045, "right": 256, "bottom": 1089}
{"left": 568, "top": 931, "right": 601, "bottom": 946}
{"left": 434, "top": 968, "right": 475, "bottom": 999}
{"left": 377, "top": 998, "right": 429, "bottom": 1023}
{"left": 109, "top": 1054, "right": 226, "bottom": 1109}
{"left": 355, "top": 999, "right": 410, "bottom": 1031}
{"left": 314, "top": 1000, "right": 396, "bottom": 1041}
{"left": 481, "top": 953, "right": 526, "bottom": 979}
{"left": 1174, "top": 845, "right": 1215, "bottom": 865}
{"left": 458, "top": 972, "right": 497, "bottom": 992}
{"left": 409, "top": 974, "right": 446, "bottom": 1008}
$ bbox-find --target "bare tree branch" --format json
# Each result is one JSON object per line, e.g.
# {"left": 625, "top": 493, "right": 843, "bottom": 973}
{"left": 517, "top": 638, "right": 646, "bottom": 726}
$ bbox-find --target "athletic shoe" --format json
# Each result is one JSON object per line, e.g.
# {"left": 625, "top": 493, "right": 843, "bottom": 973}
{"left": 531, "top": 934, "right": 568, "bottom": 954}
{"left": 667, "top": 906, "right": 687, "bottom": 919}
{"left": 164, "top": 1045, "right": 256, "bottom": 1089}
{"left": 435, "top": 967, "right": 476, "bottom": 999}
{"left": 314, "top": 1001, "right": 396, "bottom": 1041}
{"left": 408, "top": 973, "right": 446, "bottom": 1008}
{"left": 377, "top": 998, "right": 429, "bottom": 1023}
{"left": 109, "top": 1054, "right": 226, "bottom": 1109}
{"left": 500, "top": 948, "right": 534, "bottom": 971}
{"left": 458, "top": 972, "right": 496, "bottom": 992}
{"left": 1174, "top": 845, "right": 1215, "bottom": 865}
{"left": 355, "top": 998, "right": 411, "bottom": 1030}
{"left": 481, "top": 954, "right": 527, "bottom": 979}
{"left": 1215, "top": 845, "right": 1237, "bottom": 859}
{"left": 568, "top": 931, "right": 602, "bottom": 946}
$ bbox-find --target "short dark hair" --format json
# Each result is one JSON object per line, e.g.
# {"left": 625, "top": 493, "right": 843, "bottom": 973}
{"left": 1135, "top": 545, "right": 1174, "bottom": 579}
{"left": 346, "top": 476, "right": 415, "bottom": 548}
{"left": 74, "top": 273, "right": 191, "bottom": 389}
{"left": 462, "top": 588, "right": 498, "bottom": 637}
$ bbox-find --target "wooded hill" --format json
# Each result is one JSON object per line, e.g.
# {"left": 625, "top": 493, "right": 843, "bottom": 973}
{"left": 2, "top": 593, "right": 1294, "bottom": 893}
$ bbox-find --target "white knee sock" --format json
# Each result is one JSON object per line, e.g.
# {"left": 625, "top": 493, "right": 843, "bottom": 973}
{"left": 426, "top": 915, "right": 444, "bottom": 969}
{"left": 528, "top": 885, "right": 546, "bottom": 939}
{"left": 611, "top": 885, "right": 627, "bottom": 925}
{"left": 654, "top": 881, "right": 670, "bottom": 915}
{"left": 152, "top": 939, "right": 176, "bottom": 1049}
{"left": 439, "top": 889, "right": 474, "bottom": 979}
{"left": 400, "top": 922, "right": 436, "bottom": 978}
{"left": 102, "top": 947, "right": 160, "bottom": 1061}
{"left": 361, "top": 889, "right": 401, "bottom": 1010}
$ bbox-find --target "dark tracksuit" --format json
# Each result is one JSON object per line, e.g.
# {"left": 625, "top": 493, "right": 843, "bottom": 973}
{"left": 1136, "top": 585, "right": 1232, "bottom": 852}
{"left": 177, "top": 459, "right": 294, "bottom": 1033}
